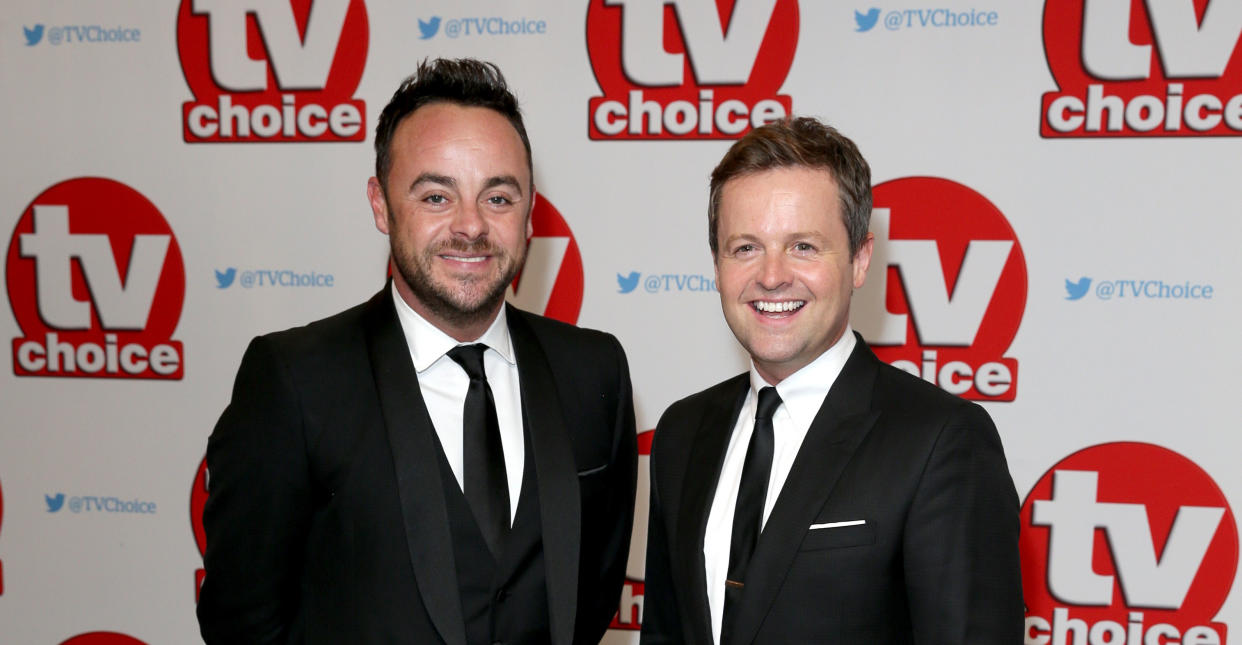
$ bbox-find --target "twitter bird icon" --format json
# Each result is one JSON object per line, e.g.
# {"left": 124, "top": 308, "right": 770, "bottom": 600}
{"left": 215, "top": 268, "right": 237, "bottom": 289}
{"left": 855, "top": 8, "right": 880, "bottom": 32}
{"left": 46, "top": 493, "right": 65, "bottom": 513}
{"left": 1065, "top": 277, "right": 1092, "bottom": 301}
{"left": 617, "top": 271, "right": 640, "bottom": 294}
{"left": 418, "top": 17, "right": 442, "bottom": 40}
{"left": 24, "top": 24, "right": 45, "bottom": 46}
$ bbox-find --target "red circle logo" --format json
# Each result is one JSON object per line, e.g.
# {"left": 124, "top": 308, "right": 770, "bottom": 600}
{"left": 1021, "top": 442, "right": 1237, "bottom": 643}
{"left": 506, "top": 193, "right": 584, "bottom": 324}
{"left": 177, "top": 0, "right": 369, "bottom": 142}
{"left": 6, "top": 178, "right": 186, "bottom": 379}
{"left": 60, "top": 633, "right": 148, "bottom": 645}
{"left": 855, "top": 177, "right": 1026, "bottom": 401}
{"left": 1040, "top": 0, "right": 1242, "bottom": 137}
{"left": 586, "top": 0, "right": 798, "bottom": 139}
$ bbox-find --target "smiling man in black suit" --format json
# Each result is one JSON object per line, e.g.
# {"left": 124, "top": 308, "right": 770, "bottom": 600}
{"left": 640, "top": 117, "right": 1022, "bottom": 644}
{"left": 197, "top": 58, "right": 636, "bottom": 645}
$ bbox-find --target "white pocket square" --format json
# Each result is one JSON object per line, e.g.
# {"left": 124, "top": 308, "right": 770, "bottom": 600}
{"left": 809, "top": 520, "right": 866, "bottom": 530}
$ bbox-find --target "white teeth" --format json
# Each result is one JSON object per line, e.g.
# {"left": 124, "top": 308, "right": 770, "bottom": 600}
{"left": 754, "top": 300, "right": 804, "bottom": 313}
{"left": 446, "top": 255, "right": 486, "bottom": 263}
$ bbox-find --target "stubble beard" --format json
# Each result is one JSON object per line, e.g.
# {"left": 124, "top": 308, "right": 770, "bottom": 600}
{"left": 393, "top": 235, "right": 527, "bottom": 330}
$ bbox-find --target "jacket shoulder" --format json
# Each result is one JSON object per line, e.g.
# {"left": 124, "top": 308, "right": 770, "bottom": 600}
{"left": 871, "top": 356, "right": 986, "bottom": 418}
{"left": 656, "top": 374, "right": 747, "bottom": 438}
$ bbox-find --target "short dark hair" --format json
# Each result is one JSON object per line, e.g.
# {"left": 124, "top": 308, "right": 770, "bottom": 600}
{"left": 373, "top": 58, "right": 532, "bottom": 191}
{"left": 708, "top": 117, "right": 872, "bottom": 258}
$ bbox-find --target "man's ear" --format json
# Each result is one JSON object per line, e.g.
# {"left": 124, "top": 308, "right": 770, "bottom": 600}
{"left": 852, "top": 232, "right": 875, "bottom": 289}
{"left": 526, "top": 188, "right": 537, "bottom": 240}
{"left": 367, "top": 177, "right": 390, "bottom": 234}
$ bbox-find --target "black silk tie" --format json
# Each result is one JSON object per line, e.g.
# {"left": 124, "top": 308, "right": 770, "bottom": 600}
{"left": 722, "top": 386, "right": 782, "bottom": 643}
{"left": 447, "top": 344, "right": 510, "bottom": 557}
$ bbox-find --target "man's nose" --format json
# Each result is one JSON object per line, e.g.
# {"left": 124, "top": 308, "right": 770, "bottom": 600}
{"left": 450, "top": 200, "right": 487, "bottom": 239}
{"left": 756, "top": 251, "right": 792, "bottom": 290}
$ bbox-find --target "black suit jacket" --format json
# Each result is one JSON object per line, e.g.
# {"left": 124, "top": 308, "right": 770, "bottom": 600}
{"left": 641, "top": 334, "right": 1022, "bottom": 644}
{"left": 197, "top": 289, "right": 637, "bottom": 645}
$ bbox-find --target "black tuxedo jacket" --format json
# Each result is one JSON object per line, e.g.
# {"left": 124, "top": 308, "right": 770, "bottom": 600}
{"left": 197, "top": 289, "right": 636, "bottom": 645}
{"left": 641, "top": 335, "right": 1022, "bottom": 644}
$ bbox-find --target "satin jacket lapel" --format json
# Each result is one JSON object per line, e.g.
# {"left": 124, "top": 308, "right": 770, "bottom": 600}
{"left": 507, "top": 307, "right": 579, "bottom": 645}
{"left": 674, "top": 375, "right": 748, "bottom": 645}
{"left": 731, "top": 337, "right": 882, "bottom": 645}
{"left": 363, "top": 290, "right": 468, "bottom": 645}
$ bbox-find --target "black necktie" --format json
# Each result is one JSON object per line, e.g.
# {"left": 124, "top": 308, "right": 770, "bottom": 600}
{"left": 447, "top": 344, "right": 510, "bottom": 557}
{"left": 722, "top": 386, "right": 782, "bottom": 643}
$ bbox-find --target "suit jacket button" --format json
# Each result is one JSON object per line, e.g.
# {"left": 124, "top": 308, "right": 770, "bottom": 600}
{"left": 495, "top": 588, "right": 508, "bottom": 602}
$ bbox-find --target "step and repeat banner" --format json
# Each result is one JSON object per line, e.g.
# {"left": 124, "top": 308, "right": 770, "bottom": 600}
{"left": 2, "top": 0, "right": 1240, "bottom": 643}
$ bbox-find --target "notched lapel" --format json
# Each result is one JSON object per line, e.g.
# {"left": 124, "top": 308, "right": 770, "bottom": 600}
{"left": 674, "top": 376, "right": 748, "bottom": 645}
{"left": 730, "top": 338, "right": 882, "bottom": 644}
{"left": 507, "top": 309, "right": 579, "bottom": 645}
{"left": 363, "top": 291, "right": 468, "bottom": 645}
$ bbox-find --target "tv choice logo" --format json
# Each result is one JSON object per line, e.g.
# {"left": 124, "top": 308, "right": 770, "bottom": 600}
{"left": 418, "top": 15, "right": 547, "bottom": 39}
{"left": 45, "top": 492, "right": 157, "bottom": 514}
{"left": 178, "top": 0, "right": 369, "bottom": 143}
{"left": 853, "top": 177, "right": 1026, "bottom": 402}
{"left": 616, "top": 270, "right": 718, "bottom": 294}
{"left": 60, "top": 633, "right": 148, "bottom": 645}
{"left": 1065, "top": 277, "right": 1216, "bottom": 301}
{"left": 609, "top": 428, "right": 653, "bottom": 632}
{"left": 24, "top": 24, "right": 141, "bottom": 46}
{"left": 586, "top": 0, "right": 798, "bottom": 140}
{"left": 861, "top": 7, "right": 998, "bottom": 32}
{"left": 215, "top": 267, "right": 335, "bottom": 289}
{"left": 6, "top": 177, "right": 186, "bottom": 380}
{"left": 502, "top": 194, "right": 584, "bottom": 324}
{"left": 1021, "top": 442, "right": 1237, "bottom": 645}
{"left": 192, "top": 456, "right": 208, "bottom": 601}
{"left": 1041, "top": 0, "right": 1242, "bottom": 137}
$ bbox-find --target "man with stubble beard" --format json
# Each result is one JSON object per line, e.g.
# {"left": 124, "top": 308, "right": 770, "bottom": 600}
{"left": 198, "top": 58, "right": 637, "bottom": 645}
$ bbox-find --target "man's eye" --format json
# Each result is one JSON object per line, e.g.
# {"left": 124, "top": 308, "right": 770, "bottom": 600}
{"left": 793, "top": 242, "right": 815, "bottom": 252}
{"left": 734, "top": 244, "right": 755, "bottom": 255}
{"left": 424, "top": 194, "right": 447, "bottom": 205}
{"left": 487, "top": 195, "right": 514, "bottom": 205}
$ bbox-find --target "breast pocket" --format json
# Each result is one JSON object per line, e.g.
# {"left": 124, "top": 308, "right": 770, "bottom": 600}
{"left": 798, "top": 520, "right": 876, "bottom": 551}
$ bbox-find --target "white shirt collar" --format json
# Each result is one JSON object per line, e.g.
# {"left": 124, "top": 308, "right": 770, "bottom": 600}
{"left": 748, "top": 325, "right": 857, "bottom": 430}
{"left": 390, "top": 282, "right": 516, "bottom": 372}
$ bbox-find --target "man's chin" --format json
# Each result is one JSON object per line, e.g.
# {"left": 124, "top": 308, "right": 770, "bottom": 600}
{"left": 415, "top": 280, "right": 509, "bottom": 324}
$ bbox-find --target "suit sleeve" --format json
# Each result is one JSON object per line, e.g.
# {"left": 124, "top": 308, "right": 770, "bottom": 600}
{"left": 638, "top": 411, "right": 683, "bottom": 645}
{"left": 579, "top": 335, "right": 639, "bottom": 643}
{"left": 197, "top": 336, "right": 311, "bottom": 645}
{"left": 902, "top": 403, "right": 1024, "bottom": 644}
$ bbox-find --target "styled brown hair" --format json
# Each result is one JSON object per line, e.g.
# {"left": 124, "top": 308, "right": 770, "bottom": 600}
{"left": 373, "top": 58, "right": 531, "bottom": 191}
{"left": 708, "top": 117, "right": 872, "bottom": 257}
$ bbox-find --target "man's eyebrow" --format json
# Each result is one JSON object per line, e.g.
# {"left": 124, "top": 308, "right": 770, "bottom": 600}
{"left": 483, "top": 175, "right": 524, "bottom": 196}
{"left": 408, "top": 173, "right": 456, "bottom": 193}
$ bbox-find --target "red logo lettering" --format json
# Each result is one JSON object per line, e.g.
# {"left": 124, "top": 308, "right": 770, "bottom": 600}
{"left": 1021, "top": 442, "right": 1237, "bottom": 644}
{"left": 178, "top": 0, "right": 370, "bottom": 142}
{"left": 586, "top": 0, "right": 798, "bottom": 140}
{"left": 855, "top": 177, "right": 1026, "bottom": 401}
{"left": 7, "top": 178, "right": 186, "bottom": 379}
{"left": 1041, "top": 0, "right": 1242, "bottom": 137}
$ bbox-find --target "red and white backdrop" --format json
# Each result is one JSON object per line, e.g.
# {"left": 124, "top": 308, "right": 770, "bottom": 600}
{"left": 2, "top": 1, "right": 1240, "bottom": 643}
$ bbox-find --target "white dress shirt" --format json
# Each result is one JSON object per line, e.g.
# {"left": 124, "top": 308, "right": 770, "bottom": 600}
{"left": 391, "top": 285, "right": 525, "bottom": 522}
{"left": 703, "top": 328, "right": 857, "bottom": 644}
